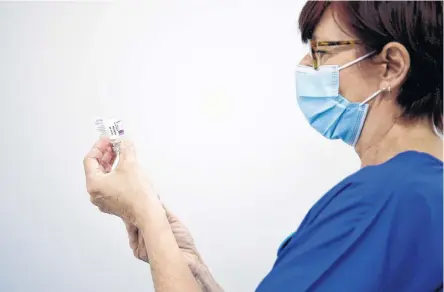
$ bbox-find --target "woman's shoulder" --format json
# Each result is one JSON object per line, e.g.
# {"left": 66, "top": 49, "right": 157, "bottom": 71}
{"left": 351, "top": 150, "right": 443, "bottom": 198}
{"left": 306, "top": 151, "right": 443, "bottom": 227}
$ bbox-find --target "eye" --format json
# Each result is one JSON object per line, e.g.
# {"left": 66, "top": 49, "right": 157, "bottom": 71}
{"left": 314, "top": 49, "right": 328, "bottom": 57}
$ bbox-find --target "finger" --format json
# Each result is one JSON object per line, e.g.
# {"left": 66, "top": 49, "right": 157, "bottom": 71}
{"left": 101, "top": 146, "right": 113, "bottom": 165}
{"left": 138, "top": 228, "right": 145, "bottom": 246}
{"left": 125, "top": 222, "right": 139, "bottom": 241}
{"left": 118, "top": 138, "right": 137, "bottom": 168}
{"left": 163, "top": 205, "right": 178, "bottom": 221}
{"left": 107, "top": 151, "right": 117, "bottom": 172}
{"left": 84, "top": 137, "right": 112, "bottom": 177}
{"left": 125, "top": 221, "right": 137, "bottom": 234}
{"left": 101, "top": 146, "right": 116, "bottom": 172}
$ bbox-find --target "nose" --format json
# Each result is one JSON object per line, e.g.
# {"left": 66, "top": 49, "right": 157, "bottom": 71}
{"left": 299, "top": 53, "right": 312, "bottom": 67}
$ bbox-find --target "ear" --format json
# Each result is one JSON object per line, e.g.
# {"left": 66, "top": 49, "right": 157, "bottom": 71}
{"left": 376, "top": 42, "right": 411, "bottom": 91}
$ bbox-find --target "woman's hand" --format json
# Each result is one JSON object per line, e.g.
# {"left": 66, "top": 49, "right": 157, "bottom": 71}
{"left": 84, "top": 137, "right": 223, "bottom": 292}
{"left": 85, "top": 138, "right": 201, "bottom": 266}
{"left": 83, "top": 137, "right": 162, "bottom": 226}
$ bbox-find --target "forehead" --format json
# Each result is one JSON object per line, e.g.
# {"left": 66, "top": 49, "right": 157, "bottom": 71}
{"left": 312, "top": 7, "right": 355, "bottom": 42}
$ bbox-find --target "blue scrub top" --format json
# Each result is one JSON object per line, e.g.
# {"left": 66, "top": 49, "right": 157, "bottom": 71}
{"left": 256, "top": 151, "right": 443, "bottom": 292}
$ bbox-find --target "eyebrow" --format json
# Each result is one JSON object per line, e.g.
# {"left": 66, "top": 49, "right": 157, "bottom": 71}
{"left": 312, "top": 34, "right": 334, "bottom": 41}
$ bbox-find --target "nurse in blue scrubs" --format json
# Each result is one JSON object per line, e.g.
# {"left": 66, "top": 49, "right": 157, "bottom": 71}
{"left": 83, "top": 1, "right": 443, "bottom": 291}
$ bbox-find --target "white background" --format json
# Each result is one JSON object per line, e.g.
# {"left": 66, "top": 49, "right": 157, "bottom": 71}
{"left": 0, "top": 1, "right": 359, "bottom": 291}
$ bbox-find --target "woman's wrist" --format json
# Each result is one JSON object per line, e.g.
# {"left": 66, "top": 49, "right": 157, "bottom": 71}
{"left": 132, "top": 187, "right": 166, "bottom": 230}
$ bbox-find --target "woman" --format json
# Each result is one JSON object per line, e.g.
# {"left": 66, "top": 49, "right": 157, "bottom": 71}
{"left": 83, "top": 1, "right": 443, "bottom": 291}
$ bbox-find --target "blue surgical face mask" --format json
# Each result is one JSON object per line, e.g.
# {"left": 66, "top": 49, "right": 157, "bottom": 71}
{"left": 295, "top": 51, "right": 381, "bottom": 146}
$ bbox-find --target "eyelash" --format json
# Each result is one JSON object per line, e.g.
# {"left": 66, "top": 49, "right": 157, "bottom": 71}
{"left": 314, "top": 50, "right": 328, "bottom": 56}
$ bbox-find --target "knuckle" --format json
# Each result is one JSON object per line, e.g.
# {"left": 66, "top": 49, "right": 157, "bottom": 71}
{"left": 90, "top": 197, "right": 100, "bottom": 208}
{"left": 86, "top": 183, "right": 99, "bottom": 195}
{"left": 83, "top": 154, "right": 90, "bottom": 166}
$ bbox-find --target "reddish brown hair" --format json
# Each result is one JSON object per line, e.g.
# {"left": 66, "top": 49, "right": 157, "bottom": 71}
{"left": 299, "top": 1, "right": 443, "bottom": 129}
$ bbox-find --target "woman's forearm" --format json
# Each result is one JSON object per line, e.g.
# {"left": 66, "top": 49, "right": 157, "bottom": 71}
{"left": 137, "top": 200, "right": 202, "bottom": 292}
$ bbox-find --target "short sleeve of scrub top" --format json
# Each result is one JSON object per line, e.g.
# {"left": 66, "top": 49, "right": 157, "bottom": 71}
{"left": 255, "top": 151, "right": 443, "bottom": 292}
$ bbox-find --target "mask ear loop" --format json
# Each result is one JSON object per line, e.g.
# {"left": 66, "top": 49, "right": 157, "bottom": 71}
{"left": 360, "top": 85, "right": 390, "bottom": 105}
{"left": 360, "top": 87, "right": 444, "bottom": 139}
{"left": 432, "top": 113, "right": 443, "bottom": 139}
{"left": 338, "top": 51, "right": 376, "bottom": 71}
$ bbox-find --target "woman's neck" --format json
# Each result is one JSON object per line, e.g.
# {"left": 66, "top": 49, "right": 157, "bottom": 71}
{"left": 356, "top": 118, "right": 443, "bottom": 168}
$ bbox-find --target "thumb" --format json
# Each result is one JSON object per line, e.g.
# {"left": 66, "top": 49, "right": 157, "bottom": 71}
{"left": 163, "top": 205, "right": 179, "bottom": 223}
{"left": 118, "top": 138, "right": 138, "bottom": 168}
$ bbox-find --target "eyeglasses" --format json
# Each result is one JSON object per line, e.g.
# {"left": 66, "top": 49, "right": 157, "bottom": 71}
{"left": 308, "top": 39, "right": 362, "bottom": 70}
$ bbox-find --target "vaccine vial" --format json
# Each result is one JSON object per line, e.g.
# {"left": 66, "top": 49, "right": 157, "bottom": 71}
{"left": 94, "top": 118, "right": 125, "bottom": 153}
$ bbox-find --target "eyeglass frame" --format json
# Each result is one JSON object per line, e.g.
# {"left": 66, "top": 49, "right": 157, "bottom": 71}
{"left": 308, "top": 39, "right": 363, "bottom": 70}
